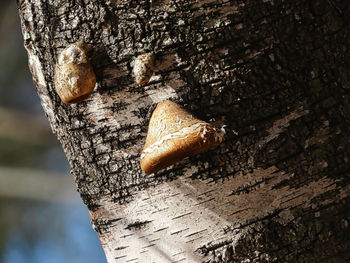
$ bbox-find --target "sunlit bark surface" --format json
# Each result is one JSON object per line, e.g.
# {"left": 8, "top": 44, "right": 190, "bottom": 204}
{"left": 18, "top": 0, "right": 350, "bottom": 262}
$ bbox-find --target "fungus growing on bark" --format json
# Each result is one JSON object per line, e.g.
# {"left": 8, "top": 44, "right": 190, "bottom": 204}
{"left": 133, "top": 53, "right": 156, "bottom": 85}
{"left": 54, "top": 42, "right": 96, "bottom": 104}
{"left": 140, "top": 100, "right": 225, "bottom": 174}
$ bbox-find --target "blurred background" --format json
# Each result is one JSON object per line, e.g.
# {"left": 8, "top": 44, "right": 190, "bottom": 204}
{"left": 0, "top": 1, "right": 106, "bottom": 262}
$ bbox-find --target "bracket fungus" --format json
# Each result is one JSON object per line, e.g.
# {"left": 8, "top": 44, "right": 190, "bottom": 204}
{"left": 140, "top": 100, "right": 225, "bottom": 174}
{"left": 54, "top": 42, "right": 96, "bottom": 104}
{"left": 133, "top": 53, "right": 156, "bottom": 85}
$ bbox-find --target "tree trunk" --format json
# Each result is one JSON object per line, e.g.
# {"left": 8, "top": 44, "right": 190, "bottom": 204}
{"left": 17, "top": 0, "right": 350, "bottom": 262}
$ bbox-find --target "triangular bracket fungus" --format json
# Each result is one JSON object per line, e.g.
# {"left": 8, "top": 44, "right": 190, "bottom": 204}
{"left": 140, "top": 100, "right": 225, "bottom": 174}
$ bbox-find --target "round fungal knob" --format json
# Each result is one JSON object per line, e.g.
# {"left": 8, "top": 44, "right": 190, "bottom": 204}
{"left": 133, "top": 53, "right": 156, "bottom": 85}
{"left": 54, "top": 42, "right": 96, "bottom": 104}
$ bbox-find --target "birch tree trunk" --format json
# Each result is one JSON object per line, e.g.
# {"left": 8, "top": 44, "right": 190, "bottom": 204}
{"left": 17, "top": 0, "right": 350, "bottom": 262}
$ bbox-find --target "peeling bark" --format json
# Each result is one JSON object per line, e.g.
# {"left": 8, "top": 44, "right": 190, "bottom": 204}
{"left": 17, "top": 0, "right": 350, "bottom": 262}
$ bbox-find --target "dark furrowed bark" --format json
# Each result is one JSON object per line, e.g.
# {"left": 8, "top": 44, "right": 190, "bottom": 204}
{"left": 18, "top": 0, "right": 350, "bottom": 262}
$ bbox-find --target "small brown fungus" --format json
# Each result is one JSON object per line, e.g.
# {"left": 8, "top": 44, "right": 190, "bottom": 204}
{"left": 140, "top": 100, "right": 225, "bottom": 174}
{"left": 54, "top": 42, "right": 96, "bottom": 104}
{"left": 133, "top": 53, "right": 155, "bottom": 85}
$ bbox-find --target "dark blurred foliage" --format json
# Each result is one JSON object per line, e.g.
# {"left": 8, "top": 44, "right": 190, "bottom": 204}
{"left": 0, "top": 0, "right": 42, "bottom": 114}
